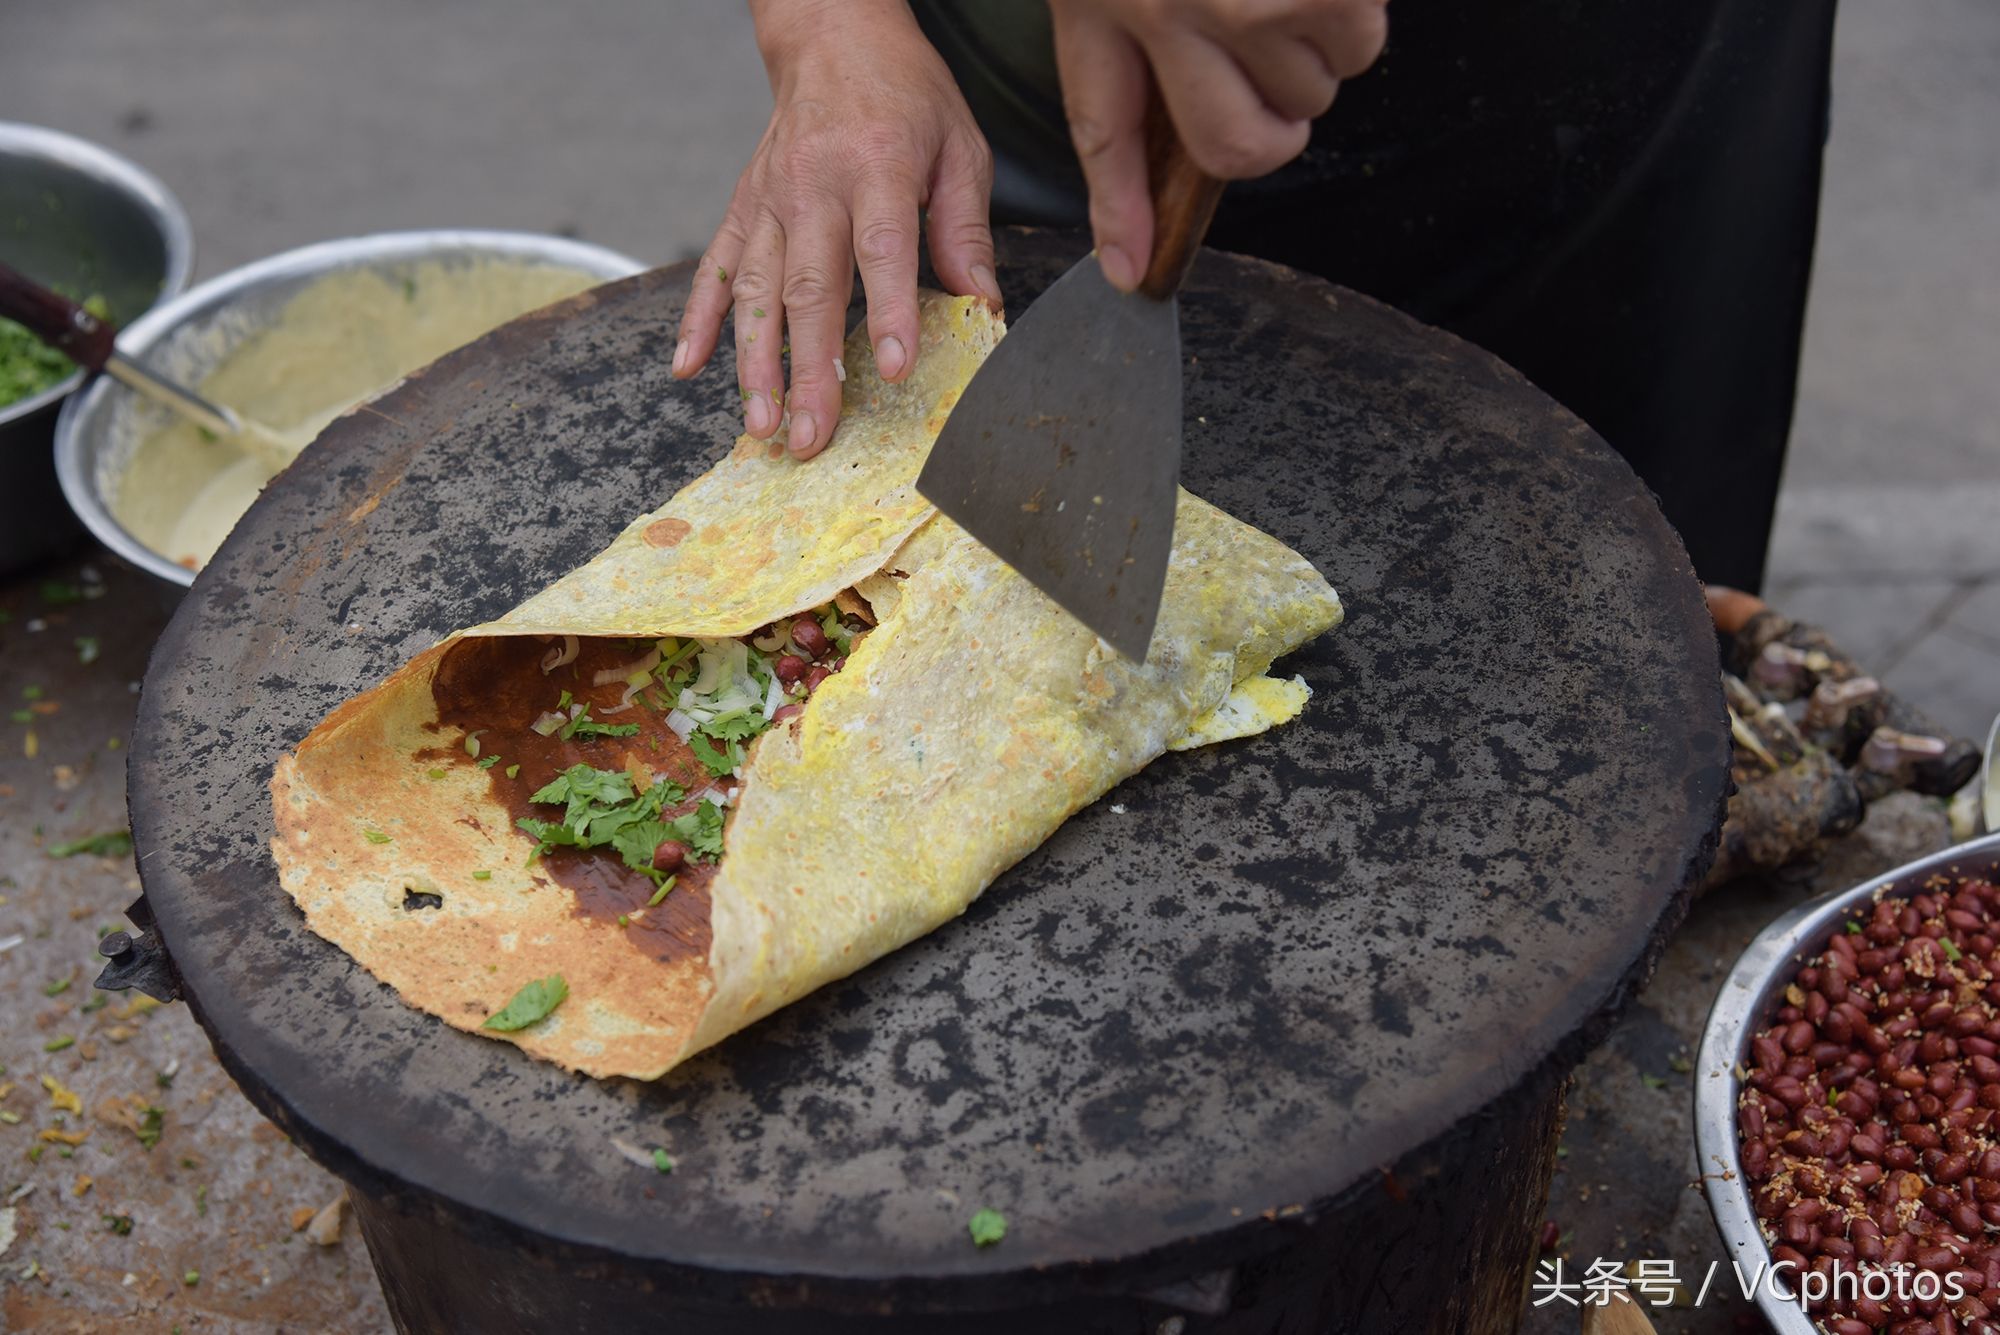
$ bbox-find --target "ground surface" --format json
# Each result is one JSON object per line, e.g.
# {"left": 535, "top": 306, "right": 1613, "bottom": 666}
{"left": 0, "top": 1, "right": 1994, "bottom": 1332}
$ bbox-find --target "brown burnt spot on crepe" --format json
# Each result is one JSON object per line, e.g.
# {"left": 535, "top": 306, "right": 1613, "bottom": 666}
{"left": 643, "top": 517, "right": 692, "bottom": 549}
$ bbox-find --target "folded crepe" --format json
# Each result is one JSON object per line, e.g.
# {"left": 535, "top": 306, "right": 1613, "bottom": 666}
{"left": 271, "top": 291, "right": 1342, "bottom": 1080}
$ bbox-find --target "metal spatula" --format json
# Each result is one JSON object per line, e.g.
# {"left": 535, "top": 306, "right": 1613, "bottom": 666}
{"left": 917, "top": 102, "right": 1224, "bottom": 662}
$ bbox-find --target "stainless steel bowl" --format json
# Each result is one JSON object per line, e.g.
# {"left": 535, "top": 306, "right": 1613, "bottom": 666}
{"left": 54, "top": 229, "right": 644, "bottom": 593}
{"left": 1696, "top": 832, "right": 2000, "bottom": 1333}
{"left": 0, "top": 122, "right": 193, "bottom": 574}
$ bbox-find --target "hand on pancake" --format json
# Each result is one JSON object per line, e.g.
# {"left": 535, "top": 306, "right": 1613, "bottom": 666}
{"left": 1049, "top": 0, "right": 1389, "bottom": 291}
{"left": 674, "top": 0, "right": 1000, "bottom": 460}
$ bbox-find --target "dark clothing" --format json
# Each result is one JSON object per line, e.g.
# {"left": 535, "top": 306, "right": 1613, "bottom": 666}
{"left": 914, "top": 1, "right": 1840, "bottom": 591}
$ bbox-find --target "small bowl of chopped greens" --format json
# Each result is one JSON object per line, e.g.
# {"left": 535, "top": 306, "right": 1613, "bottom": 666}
{"left": 0, "top": 122, "right": 192, "bottom": 574}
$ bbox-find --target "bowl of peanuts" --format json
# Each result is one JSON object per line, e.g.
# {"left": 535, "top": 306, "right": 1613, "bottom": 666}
{"left": 1699, "top": 831, "right": 2000, "bottom": 1335}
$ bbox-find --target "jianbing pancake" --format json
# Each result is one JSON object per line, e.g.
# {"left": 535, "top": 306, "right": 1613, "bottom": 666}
{"left": 270, "top": 291, "right": 1342, "bottom": 1079}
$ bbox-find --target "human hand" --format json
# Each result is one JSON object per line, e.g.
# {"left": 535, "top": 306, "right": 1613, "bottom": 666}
{"left": 674, "top": 0, "right": 999, "bottom": 459}
{"left": 1049, "top": 0, "right": 1389, "bottom": 290}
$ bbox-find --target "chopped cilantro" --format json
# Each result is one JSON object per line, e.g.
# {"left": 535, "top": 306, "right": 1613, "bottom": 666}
{"left": 483, "top": 975, "right": 568, "bottom": 1031}
{"left": 704, "top": 709, "right": 766, "bottom": 743}
{"left": 471, "top": 870, "right": 492, "bottom": 881}
{"left": 519, "top": 764, "right": 689, "bottom": 879}
{"left": 137, "top": 1105, "right": 164, "bottom": 1150}
{"left": 559, "top": 706, "right": 640, "bottom": 741}
{"left": 652, "top": 1148, "right": 674, "bottom": 1174}
{"left": 1845, "top": 920, "right": 1863, "bottom": 935}
{"left": 647, "top": 875, "right": 677, "bottom": 908}
{"left": 477, "top": 754, "right": 501, "bottom": 769}
{"left": 48, "top": 830, "right": 132, "bottom": 858}
{"left": 968, "top": 1208, "right": 1006, "bottom": 1247}
{"left": 688, "top": 729, "right": 737, "bottom": 778}
{"left": 666, "top": 801, "right": 726, "bottom": 862}
{"left": 362, "top": 829, "right": 392, "bottom": 845}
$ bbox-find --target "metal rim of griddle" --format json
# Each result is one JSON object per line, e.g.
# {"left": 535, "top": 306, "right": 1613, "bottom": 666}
{"left": 128, "top": 230, "right": 1729, "bottom": 1309}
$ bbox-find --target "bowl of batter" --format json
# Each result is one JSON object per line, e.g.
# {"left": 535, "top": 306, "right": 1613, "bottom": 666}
{"left": 54, "top": 229, "right": 643, "bottom": 593}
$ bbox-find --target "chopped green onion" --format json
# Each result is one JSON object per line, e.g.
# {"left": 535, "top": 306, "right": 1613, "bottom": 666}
{"left": 363, "top": 829, "right": 392, "bottom": 845}
{"left": 648, "top": 876, "right": 677, "bottom": 907}
{"left": 471, "top": 870, "right": 492, "bottom": 881}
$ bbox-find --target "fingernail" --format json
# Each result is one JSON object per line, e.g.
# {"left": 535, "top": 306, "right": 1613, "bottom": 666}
{"left": 970, "top": 264, "right": 1000, "bottom": 304}
{"left": 1099, "top": 245, "right": 1137, "bottom": 292}
{"left": 746, "top": 392, "right": 773, "bottom": 435}
{"left": 788, "top": 410, "right": 817, "bottom": 456}
{"left": 877, "top": 336, "right": 908, "bottom": 381}
{"left": 671, "top": 338, "right": 689, "bottom": 376}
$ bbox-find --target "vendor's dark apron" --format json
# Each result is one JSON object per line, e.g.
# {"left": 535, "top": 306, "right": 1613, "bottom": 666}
{"left": 914, "top": 0, "right": 1841, "bottom": 592}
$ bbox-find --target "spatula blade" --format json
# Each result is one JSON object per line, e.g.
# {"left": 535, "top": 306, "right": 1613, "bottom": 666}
{"left": 917, "top": 258, "right": 1181, "bottom": 661}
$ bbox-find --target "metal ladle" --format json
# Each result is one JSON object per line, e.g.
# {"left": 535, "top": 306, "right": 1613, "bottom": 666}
{"left": 0, "top": 259, "right": 307, "bottom": 473}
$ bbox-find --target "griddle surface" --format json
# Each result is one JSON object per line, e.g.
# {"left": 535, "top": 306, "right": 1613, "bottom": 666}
{"left": 130, "top": 231, "right": 1726, "bottom": 1299}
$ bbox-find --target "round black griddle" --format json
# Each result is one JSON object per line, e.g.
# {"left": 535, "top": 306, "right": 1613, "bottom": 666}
{"left": 130, "top": 230, "right": 1728, "bottom": 1330}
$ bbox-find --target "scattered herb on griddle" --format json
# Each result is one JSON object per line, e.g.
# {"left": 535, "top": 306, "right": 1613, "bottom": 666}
{"left": 1639, "top": 1073, "right": 1668, "bottom": 1090}
{"left": 652, "top": 1148, "right": 674, "bottom": 1174}
{"left": 362, "top": 829, "right": 392, "bottom": 845}
{"left": 48, "top": 829, "right": 132, "bottom": 858}
{"left": 483, "top": 974, "right": 569, "bottom": 1031}
{"left": 968, "top": 1208, "right": 1006, "bottom": 1247}
{"left": 667, "top": 800, "right": 725, "bottom": 862}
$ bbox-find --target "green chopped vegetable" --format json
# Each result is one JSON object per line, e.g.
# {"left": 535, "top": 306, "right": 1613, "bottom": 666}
{"left": 427, "top": 767, "right": 447, "bottom": 780}
{"left": 652, "top": 1148, "right": 674, "bottom": 1174}
{"left": 1845, "top": 920, "right": 1863, "bottom": 935}
{"left": 363, "top": 829, "right": 392, "bottom": 845}
{"left": 42, "top": 978, "right": 70, "bottom": 997}
{"left": 138, "top": 1105, "right": 165, "bottom": 1150}
{"left": 471, "top": 870, "right": 492, "bottom": 881}
{"left": 505, "top": 764, "right": 520, "bottom": 779}
{"left": 483, "top": 975, "right": 569, "bottom": 1031}
{"left": 464, "top": 729, "right": 485, "bottom": 757}
{"left": 102, "top": 1213, "right": 133, "bottom": 1235}
{"left": 80, "top": 992, "right": 107, "bottom": 1013}
{"left": 558, "top": 706, "right": 639, "bottom": 741}
{"left": 8, "top": 709, "right": 29, "bottom": 724}
{"left": 1943, "top": 938, "right": 1964, "bottom": 962}
{"left": 647, "top": 876, "right": 677, "bottom": 908}
{"left": 183, "top": 1269, "right": 200, "bottom": 1287}
{"left": 751, "top": 307, "right": 766, "bottom": 319}
{"left": 20, "top": 684, "right": 42, "bottom": 699}
{"left": 48, "top": 830, "right": 132, "bottom": 858}
{"left": 1639, "top": 1073, "right": 1668, "bottom": 1090}
{"left": 968, "top": 1208, "right": 1006, "bottom": 1247}
{"left": 687, "top": 729, "right": 738, "bottom": 778}
{"left": 74, "top": 636, "right": 99, "bottom": 664}
{"left": 617, "top": 914, "right": 629, "bottom": 928}
{"left": 44, "top": 1036, "right": 74, "bottom": 1053}
{"left": 0, "top": 1111, "right": 19, "bottom": 1125}
{"left": 477, "top": 754, "right": 501, "bottom": 769}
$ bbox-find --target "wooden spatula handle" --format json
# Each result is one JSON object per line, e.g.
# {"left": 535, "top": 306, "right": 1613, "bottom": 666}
{"left": 0, "top": 261, "right": 115, "bottom": 372}
{"left": 1138, "top": 90, "right": 1226, "bottom": 302}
